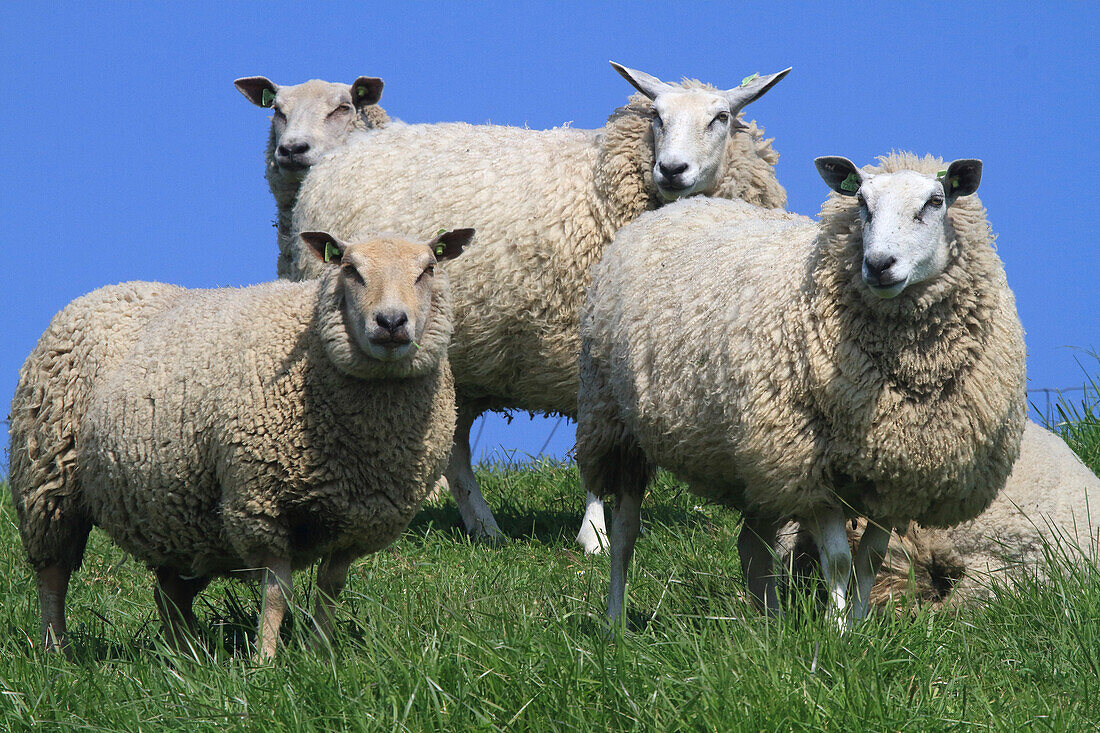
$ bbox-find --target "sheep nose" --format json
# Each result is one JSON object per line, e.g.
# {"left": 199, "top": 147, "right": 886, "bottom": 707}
{"left": 864, "top": 255, "right": 897, "bottom": 281}
{"left": 277, "top": 141, "right": 310, "bottom": 157}
{"left": 375, "top": 310, "right": 408, "bottom": 333}
{"left": 658, "top": 161, "right": 689, "bottom": 179}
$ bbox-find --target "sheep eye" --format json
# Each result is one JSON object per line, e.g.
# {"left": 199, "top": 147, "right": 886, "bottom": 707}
{"left": 343, "top": 265, "right": 364, "bottom": 283}
{"left": 709, "top": 112, "right": 730, "bottom": 128}
{"left": 857, "top": 194, "right": 872, "bottom": 221}
{"left": 927, "top": 195, "right": 944, "bottom": 208}
{"left": 652, "top": 114, "right": 664, "bottom": 130}
{"left": 329, "top": 103, "right": 352, "bottom": 117}
{"left": 417, "top": 265, "right": 435, "bottom": 283}
{"left": 272, "top": 107, "right": 286, "bottom": 121}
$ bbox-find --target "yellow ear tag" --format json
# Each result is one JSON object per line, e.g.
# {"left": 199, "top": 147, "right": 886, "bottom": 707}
{"left": 261, "top": 88, "right": 276, "bottom": 107}
{"left": 740, "top": 72, "right": 759, "bottom": 87}
{"left": 324, "top": 241, "right": 339, "bottom": 263}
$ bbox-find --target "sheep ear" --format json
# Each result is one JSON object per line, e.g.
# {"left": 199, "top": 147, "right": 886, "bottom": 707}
{"left": 815, "top": 156, "right": 862, "bottom": 196}
{"left": 234, "top": 76, "right": 279, "bottom": 108}
{"left": 351, "top": 76, "right": 384, "bottom": 108}
{"left": 610, "top": 62, "right": 676, "bottom": 100}
{"left": 941, "top": 159, "right": 982, "bottom": 203}
{"left": 300, "top": 231, "right": 346, "bottom": 264}
{"left": 724, "top": 68, "right": 791, "bottom": 114}
{"left": 428, "top": 228, "right": 474, "bottom": 261}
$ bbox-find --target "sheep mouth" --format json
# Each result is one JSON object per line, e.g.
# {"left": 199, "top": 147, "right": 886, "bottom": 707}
{"left": 276, "top": 158, "right": 310, "bottom": 173}
{"left": 865, "top": 278, "right": 908, "bottom": 299}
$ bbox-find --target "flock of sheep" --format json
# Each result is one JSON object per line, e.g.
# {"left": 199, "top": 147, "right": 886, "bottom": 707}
{"left": 8, "top": 62, "right": 1099, "bottom": 659}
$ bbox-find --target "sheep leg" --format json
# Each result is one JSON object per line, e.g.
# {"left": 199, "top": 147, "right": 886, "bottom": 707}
{"left": 848, "top": 520, "right": 892, "bottom": 624}
{"left": 576, "top": 491, "right": 610, "bottom": 555}
{"left": 312, "top": 553, "right": 354, "bottom": 647}
{"left": 153, "top": 568, "right": 211, "bottom": 651}
{"left": 804, "top": 507, "right": 851, "bottom": 632}
{"left": 738, "top": 513, "right": 783, "bottom": 617}
{"left": 256, "top": 557, "right": 293, "bottom": 662}
{"left": 607, "top": 488, "right": 643, "bottom": 626}
{"left": 445, "top": 403, "right": 504, "bottom": 542}
{"left": 36, "top": 564, "right": 72, "bottom": 653}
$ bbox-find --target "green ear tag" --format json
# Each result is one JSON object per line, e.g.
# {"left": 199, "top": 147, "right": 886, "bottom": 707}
{"left": 261, "top": 88, "right": 276, "bottom": 107}
{"left": 324, "top": 241, "right": 339, "bottom": 263}
{"left": 356, "top": 86, "right": 367, "bottom": 98}
{"left": 434, "top": 244, "right": 445, "bottom": 256}
{"left": 936, "top": 170, "right": 948, "bottom": 178}
{"left": 740, "top": 72, "right": 759, "bottom": 87}
{"left": 950, "top": 176, "right": 960, "bottom": 189}
{"left": 840, "top": 172, "right": 860, "bottom": 192}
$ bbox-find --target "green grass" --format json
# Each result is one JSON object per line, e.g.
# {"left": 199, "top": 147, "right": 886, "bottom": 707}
{"left": 2, "top": 407, "right": 1100, "bottom": 731}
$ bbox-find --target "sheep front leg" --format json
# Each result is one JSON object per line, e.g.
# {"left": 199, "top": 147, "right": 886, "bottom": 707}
{"left": 256, "top": 557, "right": 293, "bottom": 662}
{"left": 154, "top": 567, "right": 211, "bottom": 651}
{"left": 576, "top": 491, "right": 609, "bottom": 555}
{"left": 738, "top": 513, "right": 783, "bottom": 617}
{"left": 446, "top": 403, "right": 505, "bottom": 542}
{"left": 804, "top": 507, "right": 851, "bottom": 632}
{"left": 312, "top": 553, "right": 354, "bottom": 647}
{"left": 849, "top": 520, "right": 892, "bottom": 624}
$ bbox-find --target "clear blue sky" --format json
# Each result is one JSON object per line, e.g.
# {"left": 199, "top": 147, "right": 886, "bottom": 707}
{"left": 2, "top": 3, "right": 1097, "bottom": 469}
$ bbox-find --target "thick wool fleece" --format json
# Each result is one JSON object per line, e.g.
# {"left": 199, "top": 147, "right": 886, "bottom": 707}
{"left": 579, "top": 153, "right": 1026, "bottom": 529}
{"left": 867, "top": 421, "right": 1100, "bottom": 607}
{"left": 9, "top": 270, "right": 454, "bottom": 576}
{"left": 291, "top": 85, "right": 785, "bottom": 417}
{"left": 271, "top": 104, "right": 389, "bottom": 278}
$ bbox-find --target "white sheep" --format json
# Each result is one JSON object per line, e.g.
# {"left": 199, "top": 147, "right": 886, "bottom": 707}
{"left": 291, "top": 62, "right": 790, "bottom": 542}
{"left": 234, "top": 75, "right": 388, "bottom": 277}
{"left": 783, "top": 420, "right": 1100, "bottom": 608}
{"left": 577, "top": 152, "right": 1027, "bottom": 628}
{"left": 8, "top": 228, "right": 472, "bottom": 659}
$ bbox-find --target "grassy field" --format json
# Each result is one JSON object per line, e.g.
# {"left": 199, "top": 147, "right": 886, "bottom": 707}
{"left": 1, "top": 386, "right": 1098, "bottom": 731}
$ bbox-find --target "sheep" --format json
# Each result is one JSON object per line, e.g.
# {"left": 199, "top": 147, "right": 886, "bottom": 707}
{"left": 783, "top": 420, "right": 1100, "bottom": 608}
{"left": 8, "top": 228, "right": 472, "bottom": 659}
{"left": 234, "top": 75, "right": 389, "bottom": 277}
{"left": 291, "top": 62, "right": 791, "bottom": 542}
{"left": 576, "top": 152, "right": 1027, "bottom": 628}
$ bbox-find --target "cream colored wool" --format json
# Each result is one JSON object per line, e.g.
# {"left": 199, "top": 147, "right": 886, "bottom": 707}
{"left": 578, "top": 153, "right": 1027, "bottom": 531}
{"left": 9, "top": 257, "right": 454, "bottom": 579}
{"left": 292, "top": 85, "right": 785, "bottom": 418}
{"left": 841, "top": 421, "right": 1100, "bottom": 608}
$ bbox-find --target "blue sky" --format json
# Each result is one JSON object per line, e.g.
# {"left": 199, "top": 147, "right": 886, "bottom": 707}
{"left": 2, "top": 3, "right": 1097, "bottom": 468}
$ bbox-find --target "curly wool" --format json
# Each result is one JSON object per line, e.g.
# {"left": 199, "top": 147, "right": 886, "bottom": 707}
{"left": 9, "top": 269, "right": 454, "bottom": 576}
{"left": 271, "top": 103, "right": 389, "bottom": 278}
{"left": 579, "top": 152, "right": 1026, "bottom": 530}
{"left": 291, "top": 83, "right": 785, "bottom": 417}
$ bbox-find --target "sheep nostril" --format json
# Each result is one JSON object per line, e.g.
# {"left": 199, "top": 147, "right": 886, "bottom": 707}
{"left": 864, "top": 256, "right": 897, "bottom": 279}
{"left": 375, "top": 311, "right": 408, "bottom": 333}
{"left": 658, "top": 161, "right": 688, "bottom": 179}
{"left": 278, "top": 141, "right": 310, "bottom": 157}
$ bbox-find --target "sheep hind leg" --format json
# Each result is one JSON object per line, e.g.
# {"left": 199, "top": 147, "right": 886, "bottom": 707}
{"left": 37, "top": 564, "right": 73, "bottom": 654}
{"left": 848, "top": 520, "right": 892, "bottom": 625}
{"left": 312, "top": 552, "right": 354, "bottom": 648}
{"left": 738, "top": 513, "right": 784, "bottom": 617}
{"left": 446, "top": 403, "right": 504, "bottom": 542}
{"left": 576, "top": 492, "right": 609, "bottom": 555}
{"left": 255, "top": 557, "right": 293, "bottom": 662}
{"left": 804, "top": 507, "right": 852, "bottom": 632}
{"left": 153, "top": 568, "right": 210, "bottom": 652}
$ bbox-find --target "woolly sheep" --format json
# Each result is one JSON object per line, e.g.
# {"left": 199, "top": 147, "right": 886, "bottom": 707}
{"left": 577, "top": 152, "right": 1027, "bottom": 628}
{"left": 9, "top": 228, "right": 472, "bottom": 659}
{"left": 291, "top": 62, "right": 790, "bottom": 542}
{"left": 784, "top": 421, "right": 1100, "bottom": 608}
{"left": 234, "top": 75, "right": 389, "bottom": 277}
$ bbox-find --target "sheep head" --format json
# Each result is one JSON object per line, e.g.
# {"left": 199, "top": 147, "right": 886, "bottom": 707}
{"left": 301, "top": 229, "right": 473, "bottom": 375}
{"left": 234, "top": 76, "right": 384, "bottom": 175}
{"left": 611, "top": 62, "right": 790, "bottom": 201}
{"left": 816, "top": 156, "right": 982, "bottom": 299}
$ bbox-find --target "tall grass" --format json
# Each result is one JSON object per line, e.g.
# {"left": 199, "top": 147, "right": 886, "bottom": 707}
{"left": 1, "top": 375, "right": 1098, "bottom": 731}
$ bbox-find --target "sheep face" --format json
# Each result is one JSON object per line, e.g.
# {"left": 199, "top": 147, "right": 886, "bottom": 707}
{"left": 300, "top": 229, "right": 472, "bottom": 365}
{"left": 611, "top": 63, "right": 791, "bottom": 201}
{"left": 235, "top": 76, "right": 383, "bottom": 175}
{"left": 816, "top": 157, "right": 982, "bottom": 299}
